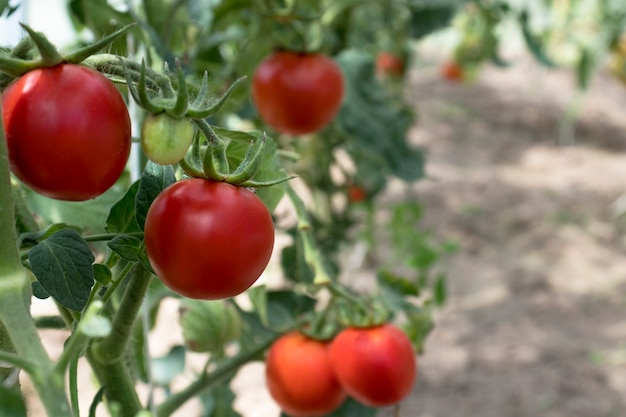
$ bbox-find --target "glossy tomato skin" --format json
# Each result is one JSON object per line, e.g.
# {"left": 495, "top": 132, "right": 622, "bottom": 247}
{"left": 2, "top": 64, "right": 131, "bottom": 201}
{"left": 329, "top": 324, "right": 417, "bottom": 407}
{"left": 266, "top": 331, "right": 347, "bottom": 417}
{"left": 144, "top": 179, "right": 274, "bottom": 300}
{"left": 252, "top": 51, "right": 345, "bottom": 135}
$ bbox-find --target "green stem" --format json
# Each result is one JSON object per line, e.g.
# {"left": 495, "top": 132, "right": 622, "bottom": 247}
{"left": 86, "top": 350, "right": 143, "bottom": 417}
{"left": 0, "top": 349, "right": 37, "bottom": 374}
{"left": 286, "top": 185, "right": 333, "bottom": 284}
{"left": 83, "top": 232, "right": 144, "bottom": 243}
{"left": 156, "top": 336, "right": 278, "bottom": 417}
{"left": 92, "top": 264, "right": 152, "bottom": 364}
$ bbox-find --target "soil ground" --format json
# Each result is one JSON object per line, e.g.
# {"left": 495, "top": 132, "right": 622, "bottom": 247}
{"left": 377, "top": 57, "right": 626, "bottom": 417}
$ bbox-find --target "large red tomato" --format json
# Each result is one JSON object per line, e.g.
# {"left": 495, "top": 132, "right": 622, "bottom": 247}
{"left": 144, "top": 179, "right": 274, "bottom": 300}
{"left": 252, "top": 51, "right": 345, "bottom": 135}
{"left": 266, "top": 331, "right": 347, "bottom": 417}
{"left": 328, "top": 324, "right": 417, "bottom": 407}
{"left": 2, "top": 63, "right": 131, "bottom": 201}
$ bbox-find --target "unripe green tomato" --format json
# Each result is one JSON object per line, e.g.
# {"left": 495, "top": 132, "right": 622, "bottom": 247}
{"left": 141, "top": 113, "right": 193, "bottom": 165}
{"left": 178, "top": 299, "right": 241, "bottom": 354}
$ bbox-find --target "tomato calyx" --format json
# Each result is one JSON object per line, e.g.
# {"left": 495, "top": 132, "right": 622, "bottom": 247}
{"left": 0, "top": 23, "right": 133, "bottom": 82}
{"left": 329, "top": 282, "right": 391, "bottom": 329}
{"left": 179, "top": 119, "right": 295, "bottom": 188}
{"left": 122, "top": 59, "right": 245, "bottom": 119}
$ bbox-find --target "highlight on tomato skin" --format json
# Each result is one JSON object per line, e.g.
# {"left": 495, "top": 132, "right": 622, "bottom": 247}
{"left": 265, "top": 331, "right": 347, "bottom": 417}
{"left": 328, "top": 323, "right": 417, "bottom": 407}
{"left": 143, "top": 178, "right": 275, "bottom": 300}
{"left": 1, "top": 63, "right": 132, "bottom": 201}
{"left": 252, "top": 50, "right": 345, "bottom": 135}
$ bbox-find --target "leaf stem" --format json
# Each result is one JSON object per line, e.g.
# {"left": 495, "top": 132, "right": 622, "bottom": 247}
{"left": 156, "top": 336, "right": 278, "bottom": 417}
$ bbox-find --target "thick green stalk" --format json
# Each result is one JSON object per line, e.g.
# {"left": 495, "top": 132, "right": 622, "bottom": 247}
{"left": 91, "top": 264, "right": 152, "bottom": 364}
{"left": 0, "top": 103, "right": 72, "bottom": 416}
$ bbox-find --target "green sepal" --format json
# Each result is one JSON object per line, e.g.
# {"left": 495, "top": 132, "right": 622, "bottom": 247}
{"left": 186, "top": 76, "right": 246, "bottom": 119}
{"left": 166, "top": 62, "right": 189, "bottom": 118}
{"left": 224, "top": 133, "right": 266, "bottom": 184}
{"left": 19, "top": 23, "right": 62, "bottom": 67}
{"left": 64, "top": 23, "right": 136, "bottom": 64}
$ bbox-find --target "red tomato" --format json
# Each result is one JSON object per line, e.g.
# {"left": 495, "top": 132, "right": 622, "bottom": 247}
{"left": 328, "top": 324, "right": 417, "bottom": 407}
{"left": 2, "top": 64, "right": 131, "bottom": 201}
{"left": 252, "top": 51, "right": 345, "bottom": 135}
{"left": 348, "top": 184, "right": 367, "bottom": 203}
{"left": 144, "top": 179, "right": 274, "bottom": 300}
{"left": 441, "top": 61, "right": 463, "bottom": 82}
{"left": 266, "top": 332, "right": 347, "bottom": 417}
{"left": 375, "top": 52, "right": 405, "bottom": 77}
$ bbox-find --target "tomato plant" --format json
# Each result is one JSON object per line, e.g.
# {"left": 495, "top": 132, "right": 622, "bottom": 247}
{"left": 144, "top": 178, "right": 275, "bottom": 300}
{"left": 252, "top": 51, "right": 345, "bottom": 135}
{"left": 1, "top": 63, "right": 131, "bottom": 201}
{"left": 266, "top": 331, "right": 347, "bottom": 417}
{"left": 328, "top": 324, "right": 417, "bottom": 407}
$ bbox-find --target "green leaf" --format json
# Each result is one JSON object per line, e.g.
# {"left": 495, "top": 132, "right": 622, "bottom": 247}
{"left": 199, "top": 379, "right": 243, "bottom": 417}
{"left": 519, "top": 10, "right": 556, "bottom": 68}
{"left": 403, "top": 305, "right": 434, "bottom": 353}
{"left": 107, "top": 235, "right": 144, "bottom": 262}
{"left": 31, "top": 281, "right": 50, "bottom": 300}
{"left": 377, "top": 270, "right": 418, "bottom": 311}
{"left": 320, "top": 397, "right": 377, "bottom": 417}
{"left": 215, "top": 126, "right": 288, "bottom": 211}
{"left": 434, "top": 274, "right": 447, "bottom": 306}
{"left": 336, "top": 49, "right": 424, "bottom": 182}
{"left": 135, "top": 162, "right": 176, "bottom": 230}
{"left": 247, "top": 286, "right": 303, "bottom": 332}
{"left": 0, "top": 385, "right": 26, "bottom": 417}
{"left": 28, "top": 229, "right": 95, "bottom": 311}
{"left": 407, "top": 2, "right": 457, "bottom": 40}
{"left": 151, "top": 345, "right": 186, "bottom": 387}
{"left": 106, "top": 180, "right": 141, "bottom": 233}
{"left": 17, "top": 223, "right": 81, "bottom": 249}
{"left": 93, "top": 264, "right": 112, "bottom": 285}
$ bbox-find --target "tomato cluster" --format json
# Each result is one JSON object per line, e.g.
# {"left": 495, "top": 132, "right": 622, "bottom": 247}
{"left": 1, "top": 63, "right": 132, "bottom": 201}
{"left": 266, "top": 324, "right": 417, "bottom": 416}
{"left": 252, "top": 51, "right": 345, "bottom": 135}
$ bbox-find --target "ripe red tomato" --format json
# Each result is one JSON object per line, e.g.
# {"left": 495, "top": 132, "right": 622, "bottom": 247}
{"left": 144, "top": 179, "right": 274, "bottom": 300}
{"left": 375, "top": 52, "right": 405, "bottom": 77}
{"left": 328, "top": 324, "right": 417, "bottom": 407}
{"left": 266, "top": 332, "right": 347, "bottom": 417}
{"left": 347, "top": 184, "right": 367, "bottom": 203}
{"left": 252, "top": 51, "right": 345, "bottom": 135}
{"left": 2, "top": 63, "right": 131, "bottom": 201}
{"left": 441, "top": 61, "right": 463, "bottom": 82}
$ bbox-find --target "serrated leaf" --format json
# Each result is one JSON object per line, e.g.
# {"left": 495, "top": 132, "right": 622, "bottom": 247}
{"left": 106, "top": 180, "right": 141, "bottom": 233}
{"left": 107, "top": 235, "right": 143, "bottom": 262}
{"left": 18, "top": 223, "right": 82, "bottom": 249}
{"left": 0, "top": 385, "right": 26, "bottom": 417}
{"left": 135, "top": 162, "right": 176, "bottom": 230}
{"left": 28, "top": 229, "right": 95, "bottom": 311}
{"left": 200, "top": 378, "right": 242, "bottom": 417}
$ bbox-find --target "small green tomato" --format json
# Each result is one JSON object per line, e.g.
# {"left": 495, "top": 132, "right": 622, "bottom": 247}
{"left": 141, "top": 113, "right": 193, "bottom": 165}
{"left": 179, "top": 299, "right": 242, "bottom": 355}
